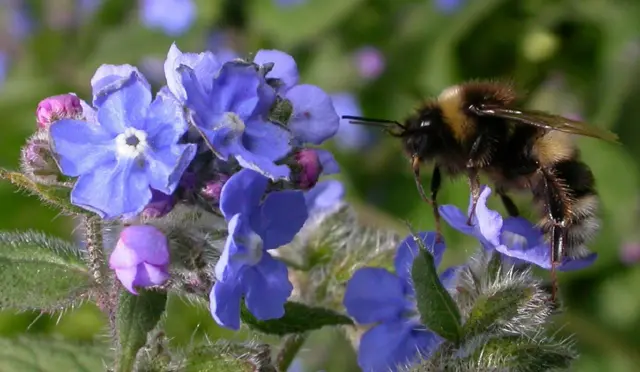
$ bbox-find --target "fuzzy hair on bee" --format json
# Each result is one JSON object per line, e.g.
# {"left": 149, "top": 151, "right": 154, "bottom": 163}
{"left": 343, "top": 80, "right": 619, "bottom": 299}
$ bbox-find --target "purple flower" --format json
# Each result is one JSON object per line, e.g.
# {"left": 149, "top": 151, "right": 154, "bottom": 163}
{"left": 620, "top": 241, "right": 640, "bottom": 265}
{"left": 141, "top": 189, "right": 175, "bottom": 219}
{"left": 292, "top": 149, "right": 322, "bottom": 190}
{"left": 304, "top": 179, "right": 345, "bottom": 216}
{"left": 109, "top": 225, "right": 170, "bottom": 294}
{"left": 330, "top": 93, "right": 375, "bottom": 151}
{"left": 79, "top": 0, "right": 103, "bottom": 17}
{"left": 7, "top": 2, "right": 34, "bottom": 40}
{"left": 274, "top": 0, "right": 308, "bottom": 7}
{"left": 344, "top": 232, "right": 450, "bottom": 372}
{"left": 439, "top": 186, "right": 597, "bottom": 271}
{"left": 252, "top": 50, "right": 340, "bottom": 146}
{"left": 49, "top": 71, "right": 197, "bottom": 219}
{"left": 90, "top": 64, "right": 151, "bottom": 106}
{"left": 210, "top": 169, "right": 309, "bottom": 330}
{"left": 164, "top": 44, "right": 292, "bottom": 180}
{"left": 0, "top": 51, "right": 7, "bottom": 88}
{"left": 207, "top": 31, "right": 240, "bottom": 64}
{"left": 140, "top": 0, "right": 196, "bottom": 36}
{"left": 201, "top": 174, "right": 230, "bottom": 202}
{"left": 36, "top": 94, "right": 83, "bottom": 130}
{"left": 353, "top": 46, "right": 385, "bottom": 80}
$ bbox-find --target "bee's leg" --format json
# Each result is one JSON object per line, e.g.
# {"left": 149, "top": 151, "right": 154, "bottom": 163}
{"left": 466, "top": 169, "right": 481, "bottom": 226}
{"left": 540, "top": 168, "right": 568, "bottom": 301}
{"left": 497, "top": 187, "right": 520, "bottom": 217}
{"left": 465, "top": 134, "right": 485, "bottom": 226}
{"left": 431, "top": 165, "right": 443, "bottom": 242}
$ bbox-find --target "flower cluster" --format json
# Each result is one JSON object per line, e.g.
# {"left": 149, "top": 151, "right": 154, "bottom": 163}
{"left": 36, "top": 43, "right": 340, "bottom": 329}
{"left": 343, "top": 184, "right": 597, "bottom": 372}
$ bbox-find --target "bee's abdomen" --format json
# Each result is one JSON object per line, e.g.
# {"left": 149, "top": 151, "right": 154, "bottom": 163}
{"left": 535, "top": 158, "right": 600, "bottom": 258}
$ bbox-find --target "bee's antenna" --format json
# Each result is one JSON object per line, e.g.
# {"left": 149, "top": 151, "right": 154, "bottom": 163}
{"left": 342, "top": 115, "right": 406, "bottom": 130}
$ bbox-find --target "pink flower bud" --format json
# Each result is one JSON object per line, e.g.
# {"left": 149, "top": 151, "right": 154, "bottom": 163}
{"left": 294, "top": 149, "right": 322, "bottom": 190}
{"left": 19, "top": 131, "right": 60, "bottom": 181}
{"left": 109, "top": 225, "right": 170, "bottom": 294}
{"left": 36, "top": 94, "right": 83, "bottom": 130}
{"left": 201, "top": 174, "right": 230, "bottom": 202}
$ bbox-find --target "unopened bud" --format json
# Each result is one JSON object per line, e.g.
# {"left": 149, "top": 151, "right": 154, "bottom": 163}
{"left": 201, "top": 174, "right": 230, "bottom": 202}
{"left": 142, "top": 189, "right": 176, "bottom": 219}
{"left": 36, "top": 94, "right": 83, "bottom": 130}
{"left": 293, "top": 149, "right": 322, "bottom": 190}
{"left": 20, "top": 131, "right": 60, "bottom": 182}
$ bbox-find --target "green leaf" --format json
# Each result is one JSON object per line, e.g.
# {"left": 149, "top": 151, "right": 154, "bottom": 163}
{"left": 470, "top": 335, "right": 576, "bottom": 371}
{"left": 0, "top": 336, "right": 110, "bottom": 372}
{"left": 115, "top": 289, "right": 168, "bottom": 372}
{"left": 0, "top": 170, "right": 88, "bottom": 215}
{"left": 0, "top": 231, "right": 91, "bottom": 311}
{"left": 462, "top": 286, "right": 534, "bottom": 339}
{"left": 240, "top": 301, "right": 354, "bottom": 336}
{"left": 184, "top": 345, "right": 257, "bottom": 372}
{"left": 411, "top": 234, "right": 463, "bottom": 344}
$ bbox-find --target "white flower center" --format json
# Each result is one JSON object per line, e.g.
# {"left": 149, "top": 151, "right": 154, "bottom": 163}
{"left": 115, "top": 128, "right": 149, "bottom": 158}
{"left": 220, "top": 112, "right": 245, "bottom": 133}
{"left": 235, "top": 229, "right": 264, "bottom": 266}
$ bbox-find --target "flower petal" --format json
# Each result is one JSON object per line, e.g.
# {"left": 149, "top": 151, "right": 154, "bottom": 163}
{"left": 394, "top": 232, "right": 445, "bottom": 281}
{"left": 439, "top": 205, "right": 475, "bottom": 235}
{"left": 49, "top": 119, "right": 114, "bottom": 177}
{"left": 71, "top": 160, "right": 152, "bottom": 219}
{"left": 253, "top": 49, "right": 299, "bottom": 92}
{"left": 219, "top": 169, "right": 269, "bottom": 219}
{"left": 91, "top": 64, "right": 150, "bottom": 105}
{"left": 286, "top": 85, "right": 340, "bottom": 145}
{"left": 439, "top": 266, "right": 461, "bottom": 290}
{"left": 210, "top": 62, "right": 263, "bottom": 119}
{"left": 97, "top": 73, "right": 153, "bottom": 135}
{"left": 242, "top": 253, "right": 293, "bottom": 320}
{"left": 164, "top": 43, "right": 221, "bottom": 103}
{"left": 234, "top": 147, "right": 292, "bottom": 180}
{"left": 133, "top": 262, "right": 170, "bottom": 288}
{"left": 79, "top": 99, "right": 98, "bottom": 124}
{"left": 145, "top": 143, "right": 197, "bottom": 194}
{"left": 146, "top": 87, "right": 190, "bottom": 144}
{"left": 358, "top": 321, "right": 441, "bottom": 372}
{"left": 304, "top": 179, "right": 345, "bottom": 216}
{"left": 215, "top": 214, "right": 259, "bottom": 282}
{"left": 470, "top": 186, "right": 503, "bottom": 247}
{"left": 242, "top": 118, "right": 292, "bottom": 162}
{"left": 109, "top": 225, "right": 169, "bottom": 267}
{"left": 343, "top": 268, "right": 407, "bottom": 324}
{"left": 210, "top": 280, "right": 243, "bottom": 330}
{"left": 314, "top": 148, "right": 340, "bottom": 175}
{"left": 253, "top": 190, "right": 308, "bottom": 250}
{"left": 114, "top": 267, "right": 139, "bottom": 294}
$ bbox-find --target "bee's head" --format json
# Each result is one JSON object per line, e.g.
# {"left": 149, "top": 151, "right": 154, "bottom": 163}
{"left": 401, "top": 107, "right": 442, "bottom": 163}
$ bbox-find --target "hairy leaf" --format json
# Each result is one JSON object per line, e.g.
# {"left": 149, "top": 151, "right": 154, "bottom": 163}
{"left": 0, "top": 336, "right": 110, "bottom": 372}
{"left": 462, "top": 286, "right": 534, "bottom": 339}
{"left": 411, "top": 235, "right": 463, "bottom": 344}
{"left": 0, "top": 170, "right": 86, "bottom": 215}
{"left": 470, "top": 335, "right": 576, "bottom": 371}
{"left": 0, "top": 231, "right": 91, "bottom": 311}
{"left": 115, "top": 289, "right": 167, "bottom": 372}
{"left": 240, "top": 301, "right": 353, "bottom": 336}
{"left": 184, "top": 345, "right": 255, "bottom": 372}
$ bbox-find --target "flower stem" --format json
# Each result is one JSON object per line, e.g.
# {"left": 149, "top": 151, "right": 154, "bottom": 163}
{"left": 275, "top": 334, "right": 307, "bottom": 372}
{"left": 84, "top": 216, "right": 114, "bottom": 323}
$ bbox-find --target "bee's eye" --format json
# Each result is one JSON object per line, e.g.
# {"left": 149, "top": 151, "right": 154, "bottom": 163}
{"left": 420, "top": 120, "right": 430, "bottom": 127}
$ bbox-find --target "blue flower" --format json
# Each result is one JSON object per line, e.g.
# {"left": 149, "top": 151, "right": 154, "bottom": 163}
{"left": 0, "top": 51, "right": 9, "bottom": 90}
{"left": 210, "top": 169, "right": 309, "bottom": 330}
{"left": 274, "top": 0, "right": 308, "bottom": 7}
{"left": 7, "top": 1, "right": 34, "bottom": 40}
{"left": 140, "top": 0, "right": 196, "bottom": 36}
{"left": 49, "top": 71, "right": 197, "bottom": 219}
{"left": 252, "top": 50, "right": 340, "bottom": 146}
{"left": 90, "top": 64, "right": 151, "bottom": 106}
{"left": 330, "top": 93, "right": 375, "bottom": 151}
{"left": 435, "top": 0, "right": 465, "bottom": 14}
{"left": 344, "top": 232, "right": 452, "bottom": 372}
{"left": 439, "top": 186, "right": 597, "bottom": 271}
{"left": 164, "top": 44, "right": 292, "bottom": 180}
{"left": 304, "top": 179, "right": 345, "bottom": 216}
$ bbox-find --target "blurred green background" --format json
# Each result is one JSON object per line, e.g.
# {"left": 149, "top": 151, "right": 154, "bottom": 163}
{"left": 1, "top": 0, "right": 640, "bottom": 371}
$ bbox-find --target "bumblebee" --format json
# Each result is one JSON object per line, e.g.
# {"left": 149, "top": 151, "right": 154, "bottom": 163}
{"left": 344, "top": 81, "right": 618, "bottom": 293}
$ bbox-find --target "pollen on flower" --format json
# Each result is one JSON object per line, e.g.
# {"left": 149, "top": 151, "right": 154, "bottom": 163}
{"left": 221, "top": 112, "right": 245, "bottom": 133}
{"left": 115, "top": 128, "right": 149, "bottom": 158}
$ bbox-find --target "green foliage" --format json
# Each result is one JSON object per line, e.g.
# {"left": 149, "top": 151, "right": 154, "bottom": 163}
{"left": 0, "top": 336, "right": 110, "bottom": 372}
{"left": 410, "top": 235, "right": 463, "bottom": 344}
{"left": 0, "top": 231, "right": 91, "bottom": 311}
{"left": 240, "top": 301, "right": 354, "bottom": 336}
{"left": 183, "top": 344, "right": 259, "bottom": 372}
{"left": 115, "top": 289, "right": 168, "bottom": 372}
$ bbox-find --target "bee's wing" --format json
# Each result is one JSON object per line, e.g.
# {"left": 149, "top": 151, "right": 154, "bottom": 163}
{"left": 470, "top": 104, "right": 620, "bottom": 143}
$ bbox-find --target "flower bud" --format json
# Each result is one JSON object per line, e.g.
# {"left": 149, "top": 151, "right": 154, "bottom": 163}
{"left": 201, "top": 174, "right": 230, "bottom": 202}
{"left": 36, "top": 94, "right": 83, "bottom": 130}
{"left": 292, "top": 149, "right": 322, "bottom": 190}
{"left": 108, "top": 225, "right": 170, "bottom": 294}
{"left": 141, "top": 189, "right": 176, "bottom": 219}
{"left": 20, "top": 131, "right": 60, "bottom": 182}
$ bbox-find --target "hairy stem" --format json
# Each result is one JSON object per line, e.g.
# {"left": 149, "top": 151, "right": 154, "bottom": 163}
{"left": 275, "top": 334, "right": 307, "bottom": 372}
{"left": 84, "top": 216, "right": 114, "bottom": 321}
